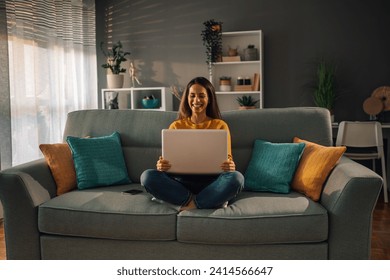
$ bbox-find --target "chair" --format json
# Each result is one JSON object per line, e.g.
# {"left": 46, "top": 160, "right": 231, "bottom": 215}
{"left": 336, "top": 121, "right": 388, "bottom": 203}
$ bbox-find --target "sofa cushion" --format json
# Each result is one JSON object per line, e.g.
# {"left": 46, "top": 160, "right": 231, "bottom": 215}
{"left": 244, "top": 140, "right": 305, "bottom": 193}
{"left": 66, "top": 132, "right": 131, "bottom": 189}
{"left": 291, "top": 137, "right": 346, "bottom": 201}
{"left": 39, "top": 143, "right": 77, "bottom": 195}
{"left": 38, "top": 184, "right": 178, "bottom": 241}
{"left": 177, "top": 191, "right": 328, "bottom": 245}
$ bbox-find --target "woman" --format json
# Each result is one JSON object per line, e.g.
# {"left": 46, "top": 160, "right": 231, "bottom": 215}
{"left": 141, "top": 77, "right": 244, "bottom": 210}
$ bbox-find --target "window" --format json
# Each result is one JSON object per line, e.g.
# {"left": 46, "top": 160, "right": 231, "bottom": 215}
{"left": 5, "top": 0, "right": 97, "bottom": 165}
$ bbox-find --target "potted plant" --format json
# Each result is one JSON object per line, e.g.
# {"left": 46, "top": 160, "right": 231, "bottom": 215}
{"left": 236, "top": 95, "right": 259, "bottom": 110}
{"left": 201, "top": 19, "right": 223, "bottom": 81}
{"left": 219, "top": 76, "right": 231, "bottom": 92}
{"left": 219, "top": 76, "right": 231, "bottom": 84}
{"left": 201, "top": 19, "right": 223, "bottom": 64}
{"left": 313, "top": 59, "right": 337, "bottom": 120}
{"left": 100, "top": 41, "right": 131, "bottom": 89}
{"left": 244, "top": 44, "right": 258, "bottom": 61}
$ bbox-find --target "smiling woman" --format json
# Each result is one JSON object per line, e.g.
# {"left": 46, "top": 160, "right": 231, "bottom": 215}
{"left": 187, "top": 84, "right": 210, "bottom": 118}
{"left": 140, "top": 77, "right": 244, "bottom": 211}
{"left": 178, "top": 77, "right": 222, "bottom": 122}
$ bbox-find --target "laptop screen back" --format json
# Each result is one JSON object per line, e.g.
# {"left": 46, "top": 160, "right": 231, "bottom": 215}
{"left": 162, "top": 129, "right": 228, "bottom": 174}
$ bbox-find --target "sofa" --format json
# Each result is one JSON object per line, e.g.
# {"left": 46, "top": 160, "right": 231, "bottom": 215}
{"left": 0, "top": 107, "right": 382, "bottom": 260}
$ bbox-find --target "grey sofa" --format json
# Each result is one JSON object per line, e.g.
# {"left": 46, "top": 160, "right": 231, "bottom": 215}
{"left": 0, "top": 107, "right": 382, "bottom": 260}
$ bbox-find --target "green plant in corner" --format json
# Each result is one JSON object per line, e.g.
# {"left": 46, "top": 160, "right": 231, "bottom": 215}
{"left": 236, "top": 95, "right": 259, "bottom": 108}
{"left": 313, "top": 59, "right": 337, "bottom": 112}
{"left": 100, "top": 41, "right": 131, "bottom": 74}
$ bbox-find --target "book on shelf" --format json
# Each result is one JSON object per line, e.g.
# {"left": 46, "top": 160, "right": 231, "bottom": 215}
{"left": 252, "top": 73, "right": 260, "bottom": 91}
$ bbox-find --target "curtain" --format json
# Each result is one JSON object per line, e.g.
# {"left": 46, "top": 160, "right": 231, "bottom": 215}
{"left": 0, "top": 0, "right": 11, "bottom": 169}
{"left": 5, "top": 0, "right": 97, "bottom": 166}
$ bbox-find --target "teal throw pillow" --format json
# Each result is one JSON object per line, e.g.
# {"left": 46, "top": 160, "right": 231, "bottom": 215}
{"left": 244, "top": 140, "right": 305, "bottom": 193}
{"left": 66, "top": 132, "right": 130, "bottom": 189}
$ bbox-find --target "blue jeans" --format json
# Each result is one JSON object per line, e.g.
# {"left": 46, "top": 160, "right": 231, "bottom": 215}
{"left": 140, "top": 169, "right": 244, "bottom": 209}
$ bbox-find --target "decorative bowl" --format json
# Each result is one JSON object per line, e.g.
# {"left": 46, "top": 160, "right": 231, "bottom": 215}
{"left": 142, "top": 98, "right": 159, "bottom": 109}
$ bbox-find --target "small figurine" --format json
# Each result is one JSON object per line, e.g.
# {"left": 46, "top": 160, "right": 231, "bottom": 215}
{"left": 129, "top": 62, "right": 142, "bottom": 87}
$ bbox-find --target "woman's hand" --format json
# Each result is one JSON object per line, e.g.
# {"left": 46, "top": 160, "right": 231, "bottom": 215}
{"left": 221, "top": 159, "right": 236, "bottom": 172}
{"left": 156, "top": 156, "right": 171, "bottom": 172}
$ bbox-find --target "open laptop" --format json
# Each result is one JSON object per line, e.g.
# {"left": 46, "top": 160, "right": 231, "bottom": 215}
{"left": 162, "top": 129, "right": 228, "bottom": 174}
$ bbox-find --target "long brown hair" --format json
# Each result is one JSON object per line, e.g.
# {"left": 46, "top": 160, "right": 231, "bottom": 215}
{"left": 177, "top": 77, "right": 222, "bottom": 120}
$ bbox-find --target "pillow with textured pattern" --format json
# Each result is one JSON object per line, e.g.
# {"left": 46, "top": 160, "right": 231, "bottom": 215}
{"left": 66, "top": 132, "right": 130, "bottom": 189}
{"left": 39, "top": 143, "right": 77, "bottom": 195}
{"left": 244, "top": 139, "right": 305, "bottom": 193}
{"left": 291, "top": 137, "right": 346, "bottom": 201}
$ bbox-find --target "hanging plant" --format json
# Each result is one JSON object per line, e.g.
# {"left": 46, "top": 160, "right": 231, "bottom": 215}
{"left": 201, "top": 19, "right": 223, "bottom": 64}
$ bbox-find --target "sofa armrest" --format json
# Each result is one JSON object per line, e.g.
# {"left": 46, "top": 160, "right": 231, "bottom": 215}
{"left": 320, "top": 156, "right": 382, "bottom": 259}
{"left": 0, "top": 159, "right": 54, "bottom": 259}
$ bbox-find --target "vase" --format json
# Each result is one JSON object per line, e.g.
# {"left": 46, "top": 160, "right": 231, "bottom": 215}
{"left": 228, "top": 47, "right": 238, "bottom": 56}
{"left": 107, "top": 74, "right": 124, "bottom": 89}
{"left": 244, "top": 48, "right": 258, "bottom": 61}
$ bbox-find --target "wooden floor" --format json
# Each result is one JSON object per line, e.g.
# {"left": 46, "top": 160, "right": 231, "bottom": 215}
{"left": 370, "top": 192, "right": 390, "bottom": 259}
{"left": 0, "top": 193, "right": 389, "bottom": 260}
{"left": 0, "top": 218, "right": 4, "bottom": 260}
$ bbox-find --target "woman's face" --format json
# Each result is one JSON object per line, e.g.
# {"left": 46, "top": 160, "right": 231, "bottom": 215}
{"left": 187, "top": 84, "right": 209, "bottom": 115}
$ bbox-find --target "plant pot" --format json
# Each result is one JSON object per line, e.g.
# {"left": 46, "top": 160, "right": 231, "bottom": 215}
{"left": 239, "top": 106, "right": 256, "bottom": 110}
{"left": 244, "top": 48, "right": 258, "bottom": 61}
{"left": 219, "top": 85, "right": 231, "bottom": 92}
{"left": 107, "top": 74, "right": 124, "bottom": 89}
{"left": 219, "top": 79, "right": 231, "bottom": 92}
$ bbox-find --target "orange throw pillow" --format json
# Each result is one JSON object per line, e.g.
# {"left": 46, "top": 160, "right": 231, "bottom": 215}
{"left": 291, "top": 137, "right": 346, "bottom": 201}
{"left": 39, "top": 143, "right": 77, "bottom": 195}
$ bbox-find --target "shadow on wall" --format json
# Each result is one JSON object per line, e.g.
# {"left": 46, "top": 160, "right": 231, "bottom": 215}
{"left": 103, "top": 0, "right": 210, "bottom": 88}
{"left": 98, "top": 0, "right": 390, "bottom": 121}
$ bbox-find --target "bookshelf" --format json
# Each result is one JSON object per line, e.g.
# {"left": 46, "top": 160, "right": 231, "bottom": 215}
{"left": 211, "top": 30, "right": 263, "bottom": 111}
{"left": 101, "top": 87, "right": 173, "bottom": 111}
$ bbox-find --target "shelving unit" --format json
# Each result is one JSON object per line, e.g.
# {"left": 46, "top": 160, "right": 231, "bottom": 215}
{"left": 101, "top": 87, "right": 173, "bottom": 111}
{"left": 211, "top": 30, "right": 263, "bottom": 111}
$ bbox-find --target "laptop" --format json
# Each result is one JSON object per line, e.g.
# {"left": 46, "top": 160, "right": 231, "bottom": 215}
{"left": 162, "top": 129, "right": 228, "bottom": 174}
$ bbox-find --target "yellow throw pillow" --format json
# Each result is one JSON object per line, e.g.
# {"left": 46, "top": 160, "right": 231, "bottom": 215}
{"left": 39, "top": 143, "right": 77, "bottom": 195}
{"left": 291, "top": 137, "right": 346, "bottom": 201}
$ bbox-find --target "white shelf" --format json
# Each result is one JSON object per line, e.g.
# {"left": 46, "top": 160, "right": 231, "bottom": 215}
{"left": 213, "top": 60, "right": 260, "bottom": 65}
{"left": 211, "top": 30, "right": 264, "bottom": 111}
{"left": 216, "top": 91, "right": 261, "bottom": 95}
{"left": 101, "top": 87, "right": 173, "bottom": 111}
